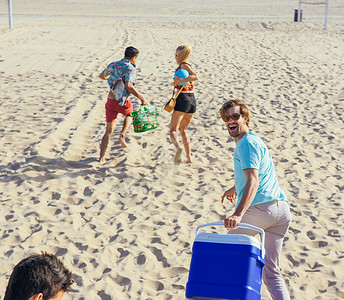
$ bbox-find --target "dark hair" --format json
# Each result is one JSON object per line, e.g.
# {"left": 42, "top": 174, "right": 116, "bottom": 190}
{"left": 4, "top": 252, "right": 73, "bottom": 300}
{"left": 219, "top": 99, "right": 250, "bottom": 127}
{"left": 124, "top": 46, "right": 139, "bottom": 59}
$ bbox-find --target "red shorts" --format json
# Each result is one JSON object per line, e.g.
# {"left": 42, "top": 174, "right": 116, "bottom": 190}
{"left": 105, "top": 98, "right": 133, "bottom": 122}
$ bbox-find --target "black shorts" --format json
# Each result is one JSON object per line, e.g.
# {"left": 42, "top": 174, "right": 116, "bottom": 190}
{"left": 174, "top": 93, "right": 196, "bottom": 114}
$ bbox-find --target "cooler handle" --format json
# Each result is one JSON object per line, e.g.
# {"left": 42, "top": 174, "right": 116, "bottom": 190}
{"left": 195, "top": 221, "right": 265, "bottom": 259}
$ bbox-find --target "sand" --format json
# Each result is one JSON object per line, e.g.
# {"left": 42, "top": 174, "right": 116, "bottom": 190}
{"left": 0, "top": 1, "right": 344, "bottom": 299}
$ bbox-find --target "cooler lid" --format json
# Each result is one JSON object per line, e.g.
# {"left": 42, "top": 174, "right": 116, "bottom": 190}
{"left": 195, "top": 232, "right": 262, "bottom": 249}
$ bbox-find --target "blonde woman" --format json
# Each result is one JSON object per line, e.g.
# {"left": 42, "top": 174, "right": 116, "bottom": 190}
{"left": 170, "top": 45, "right": 198, "bottom": 165}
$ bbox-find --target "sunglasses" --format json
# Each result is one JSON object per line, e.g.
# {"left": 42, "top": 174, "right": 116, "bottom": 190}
{"left": 222, "top": 113, "right": 241, "bottom": 122}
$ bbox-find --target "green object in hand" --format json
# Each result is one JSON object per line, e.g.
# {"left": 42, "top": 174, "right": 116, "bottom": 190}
{"left": 132, "top": 105, "right": 158, "bottom": 133}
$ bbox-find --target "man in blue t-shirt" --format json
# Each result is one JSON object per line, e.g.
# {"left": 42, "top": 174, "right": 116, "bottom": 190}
{"left": 219, "top": 99, "right": 292, "bottom": 300}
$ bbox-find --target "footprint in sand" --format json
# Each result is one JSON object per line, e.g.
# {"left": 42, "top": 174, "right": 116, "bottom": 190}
{"left": 143, "top": 279, "right": 164, "bottom": 292}
{"left": 160, "top": 267, "right": 189, "bottom": 277}
{"left": 117, "top": 248, "right": 129, "bottom": 259}
{"left": 136, "top": 253, "right": 146, "bottom": 265}
{"left": 115, "top": 275, "right": 131, "bottom": 288}
{"left": 150, "top": 246, "right": 170, "bottom": 268}
{"left": 97, "top": 291, "right": 111, "bottom": 300}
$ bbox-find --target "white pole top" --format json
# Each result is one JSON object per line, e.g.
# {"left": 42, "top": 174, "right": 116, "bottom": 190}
{"left": 8, "top": 0, "right": 13, "bottom": 29}
{"left": 298, "top": 0, "right": 301, "bottom": 22}
{"left": 324, "top": 0, "right": 329, "bottom": 30}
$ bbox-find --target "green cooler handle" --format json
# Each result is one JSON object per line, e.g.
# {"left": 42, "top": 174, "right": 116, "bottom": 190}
{"left": 195, "top": 221, "right": 265, "bottom": 259}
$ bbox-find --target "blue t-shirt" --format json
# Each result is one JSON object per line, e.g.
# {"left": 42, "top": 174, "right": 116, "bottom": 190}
{"left": 102, "top": 58, "right": 137, "bottom": 100}
{"left": 234, "top": 132, "right": 287, "bottom": 209}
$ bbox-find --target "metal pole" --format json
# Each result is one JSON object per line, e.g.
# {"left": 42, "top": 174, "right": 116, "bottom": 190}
{"left": 324, "top": 0, "right": 329, "bottom": 30}
{"left": 8, "top": 0, "right": 13, "bottom": 29}
{"left": 298, "top": 0, "right": 301, "bottom": 22}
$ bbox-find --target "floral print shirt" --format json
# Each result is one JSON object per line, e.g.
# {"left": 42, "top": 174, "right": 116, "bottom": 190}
{"left": 101, "top": 58, "right": 137, "bottom": 100}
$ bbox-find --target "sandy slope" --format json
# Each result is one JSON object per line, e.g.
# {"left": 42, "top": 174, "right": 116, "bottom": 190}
{"left": 0, "top": 2, "right": 344, "bottom": 299}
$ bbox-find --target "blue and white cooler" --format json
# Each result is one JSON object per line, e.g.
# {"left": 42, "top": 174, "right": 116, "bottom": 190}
{"left": 185, "top": 222, "right": 265, "bottom": 300}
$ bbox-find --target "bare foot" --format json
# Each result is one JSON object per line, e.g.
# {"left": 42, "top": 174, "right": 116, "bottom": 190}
{"left": 174, "top": 147, "right": 182, "bottom": 165}
{"left": 187, "top": 154, "right": 193, "bottom": 164}
{"left": 99, "top": 156, "right": 105, "bottom": 163}
{"left": 118, "top": 135, "right": 127, "bottom": 148}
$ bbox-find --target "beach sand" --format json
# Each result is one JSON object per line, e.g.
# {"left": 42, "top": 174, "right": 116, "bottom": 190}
{"left": 0, "top": 1, "right": 344, "bottom": 299}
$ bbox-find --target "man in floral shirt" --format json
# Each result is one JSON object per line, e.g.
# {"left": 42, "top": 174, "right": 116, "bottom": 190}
{"left": 99, "top": 46, "right": 147, "bottom": 162}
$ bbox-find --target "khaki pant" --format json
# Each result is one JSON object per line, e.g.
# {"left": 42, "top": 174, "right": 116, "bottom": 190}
{"left": 230, "top": 200, "right": 292, "bottom": 300}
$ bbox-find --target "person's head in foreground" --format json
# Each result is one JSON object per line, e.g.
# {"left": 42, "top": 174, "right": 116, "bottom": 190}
{"left": 219, "top": 99, "right": 250, "bottom": 142}
{"left": 4, "top": 252, "right": 73, "bottom": 300}
{"left": 124, "top": 46, "right": 139, "bottom": 64}
{"left": 175, "top": 44, "right": 192, "bottom": 64}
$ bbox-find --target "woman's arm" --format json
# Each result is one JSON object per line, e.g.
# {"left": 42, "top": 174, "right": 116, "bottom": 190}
{"left": 174, "top": 63, "right": 198, "bottom": 85}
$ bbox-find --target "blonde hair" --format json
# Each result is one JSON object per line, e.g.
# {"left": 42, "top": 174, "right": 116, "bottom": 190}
{"left": 176, "top": 44, "right": 192, "bottom": 63}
